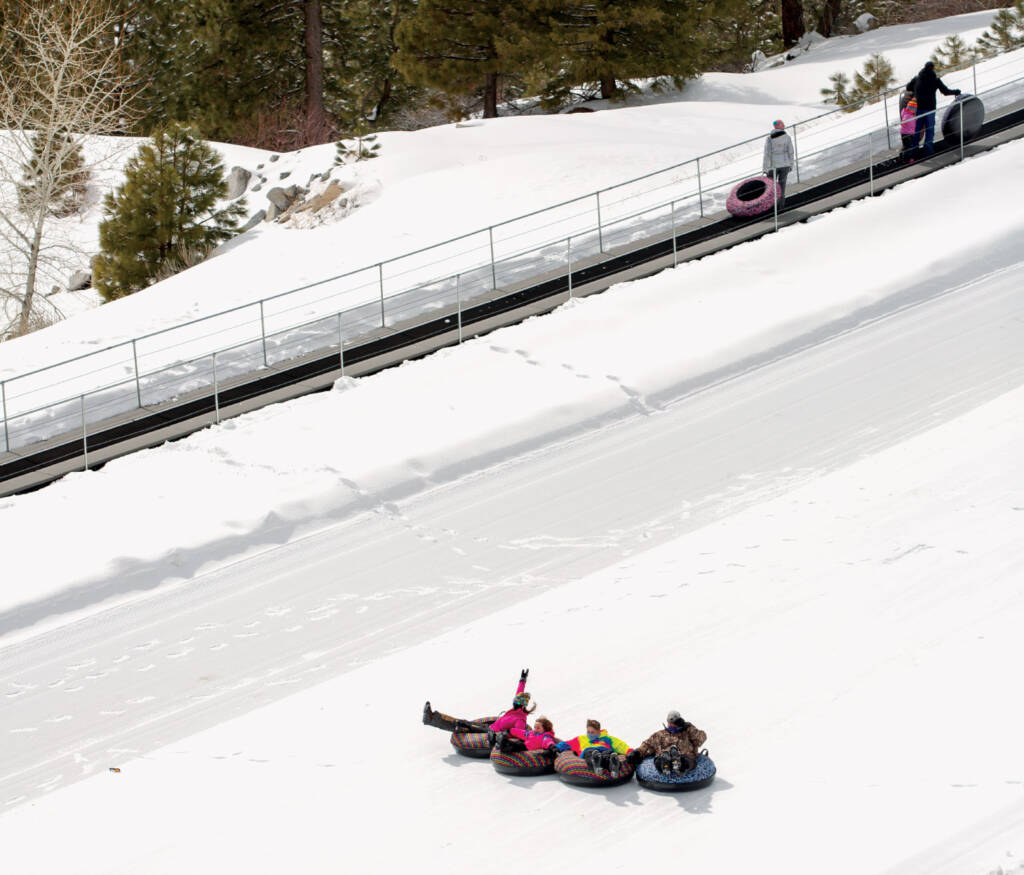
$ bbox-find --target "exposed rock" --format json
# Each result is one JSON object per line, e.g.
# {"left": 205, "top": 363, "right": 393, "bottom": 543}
{"left": 226, "top": 166, "right": 251, "bottom": 199}
{"left": 257, "top": 163, "right": 264, "bottom": 170}
{"left": 278, "top": 170, "right": 291, "bottom": 180}
{"left": 240, "top": 210, "right": 266, "bottom": 232}
{"left": 294, "top": 180, "right": 346, "bottom": 214}
{"left": 67, "top": 270, "right": 92, "bottom": 291}
{"left": 251, "top": 183, "right": 263, "bottom": 192}
{"left": 266, "top": 187, "right": 293, "bottom": 210}
{"left": 265, "top": 202, "right": 280, "bottom": 222}
{"left": 566, "top": 106, "right": 595, "bottom": 114}
{"left": 269, "top": 154, "right": 280, "bottom": 162}
{"left": 751, "top": 50, "right": 768, "bottom": 72}
{"left": 855, "top": 13, "right": 877, "bottom": 33}
{"left": 284, "top": 184, "right": 301, "bottom": 200}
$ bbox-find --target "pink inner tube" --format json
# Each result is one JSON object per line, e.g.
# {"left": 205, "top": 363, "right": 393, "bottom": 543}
{"left": 726, "top": 175, "right": 781, "bottom": 218}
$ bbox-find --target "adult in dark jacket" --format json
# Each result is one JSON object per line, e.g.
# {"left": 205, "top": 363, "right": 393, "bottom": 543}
{"left": 625, "top": 710, "right": 707, "bottom": 774}
{"left": 909, "top": 61, "right": 960, "bottom": 158}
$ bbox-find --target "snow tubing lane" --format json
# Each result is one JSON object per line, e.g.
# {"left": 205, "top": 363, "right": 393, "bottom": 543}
{"left": 635, "top": 753, "right": 717, "bottom": 792}
{"left": 726, "top": 176, "right": 780, "bottom": 218}
{"left": 450, "top": 716, "right": 497, "bottom": 758}
{"left": 490, "top": 746, "right": 556, "bottom": 776}
{"left": 554, "top": 751, "right": 635, "bottom": 787}
{"left": 942, "top": 94, "right": 985, "bottom": 145}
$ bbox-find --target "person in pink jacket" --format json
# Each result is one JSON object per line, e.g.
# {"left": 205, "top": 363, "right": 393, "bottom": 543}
{"left": 900, "top": 97, "right": 921, "bottom": 163}
{"left": 487, "top": 669, "right": 535, "bottom": 739}
{"left": 422, "top": 669, "right": 535, "bottom": 737}
{"left": 497, "top": 716, "right": 559, "bottom": 752}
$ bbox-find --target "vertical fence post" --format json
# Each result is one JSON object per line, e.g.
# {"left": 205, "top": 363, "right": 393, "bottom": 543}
{"left": 567, "top": 237, "right": 573, "bottom": 298}
{"left": 378, "top": 263, "right": 386, "bottom": 329}
{"left": 338, "top": 312, "right": 345, "bottom": 376}
{"left": 792, "top": 123, "right": 801, "bottom": 184}
{"left": 456, "top": 274, "right": 463, "bottom": 343}
{"left": 960, "top": 105, "right": 965, "bottom": 161}
{"left": 596, "top": 191, "right": 604, "bottom": 253}
{"left": 972, "top": 57, "right": 978, "bottom": 95}
{"left": 1, "top": 380, "right": 9, "bottom": 455}
{"left": 772, "top": 166, "right": 779, "bottom": 231}
{"left": 488, "top": 227, "right": 497, "bottom": 291}
{"left": 868, "top": 131, "right": 875, "bottom": 196}
{"left": 131, "top": 339, "right": 142, "bottom": 409}
{"left": 883, "top": 94, "right": 892, "bottom": 150}
{"left": 80, "top": 394, "right": 88, "bottom": 471}
{"left": 670, "top": 200, "right": 678, "bottom": 267}
{"left": 696, "top": 157, "right": 704, "bottom": 218}
{"left": 259, "top": 300, "right": 268, "bottom": 367}
{"left": 212, "top": 352, "right": 220, "bottom": 424}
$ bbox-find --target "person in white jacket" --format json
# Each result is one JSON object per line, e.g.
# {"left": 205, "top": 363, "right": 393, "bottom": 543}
{"left": 763, "top": 119, "right": 795, "bottom": 207}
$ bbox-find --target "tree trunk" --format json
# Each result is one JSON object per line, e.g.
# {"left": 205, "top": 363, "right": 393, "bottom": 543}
{"left": 19, "top": 216, "right": 45, "bottom": 335}
{"left": 303, "top": 0, "right": 328, "bottom": 142}
{"left": 600, "top": 75, "right": 617, "bottom": 99}
{"left": 816, "top": 0, "right": 843, "bottom": 37}
{"left": 482, "top": 72, "right": 498, "bottom": 118}
{"left": 781, "top": 0, "right": 805, "bottom": 47}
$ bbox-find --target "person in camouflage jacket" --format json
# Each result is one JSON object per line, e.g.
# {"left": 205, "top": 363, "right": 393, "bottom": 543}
{"left": 626, "top": 710, "right": 706, "bottom": 769}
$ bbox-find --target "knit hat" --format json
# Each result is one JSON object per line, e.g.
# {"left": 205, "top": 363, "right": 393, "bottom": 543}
{"left": 666, "top": 710, "right": 686, "bottom": 728}
{"left": 513, "top": 692, "right": 531, "bottom": 708}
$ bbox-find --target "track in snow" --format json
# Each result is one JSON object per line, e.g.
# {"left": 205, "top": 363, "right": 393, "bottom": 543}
{"left": 3, "top": 259, "right": 1024, "bottom": 810}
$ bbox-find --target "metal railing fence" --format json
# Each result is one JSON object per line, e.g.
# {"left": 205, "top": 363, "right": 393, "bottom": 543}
{"left": 2, "top": 47, "right": 1024, "bottom": 460}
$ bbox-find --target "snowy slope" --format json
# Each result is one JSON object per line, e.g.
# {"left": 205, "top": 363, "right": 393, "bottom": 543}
{"left": 0, "top": 10, "right": 1009, "bottom": 380}
{"left": 3, "top": 134, "right": 1023, "bottom": 630}
{"left": 3, "top": 358, "right": 1023, "bottom": 875}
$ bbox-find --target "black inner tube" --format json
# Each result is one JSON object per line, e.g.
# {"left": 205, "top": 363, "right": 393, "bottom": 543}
{"left": 736, "top": 179, "right": 768, "bottom": 201}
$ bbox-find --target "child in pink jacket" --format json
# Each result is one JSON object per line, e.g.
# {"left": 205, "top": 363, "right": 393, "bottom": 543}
{"left": 488, "top": 669, "right": 534, "bottom": 734}
{"left": 900, "top": 97, "right": 920, "bottom": 163}
{"left": 507, "top": 716, "right": 559, "bottom": 751}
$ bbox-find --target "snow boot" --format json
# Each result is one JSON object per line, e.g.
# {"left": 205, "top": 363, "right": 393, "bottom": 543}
{"left": 422, "top": 701, "right": 433, "bottom": 725}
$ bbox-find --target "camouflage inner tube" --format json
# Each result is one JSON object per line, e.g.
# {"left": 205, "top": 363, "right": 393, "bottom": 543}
{"left": 449, "top": 717, "right": 498, "bottom": 758}
{"left": 635, "top": 752, "right": 717, "bottom": 792}
{"left": 553, "top": 751, "right": 634, "bottom": 787}
{"left": 490, "top": 745, "right": 556, "bottom": 776}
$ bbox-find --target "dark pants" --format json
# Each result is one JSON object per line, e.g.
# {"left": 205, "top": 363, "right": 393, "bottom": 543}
{"left": 423, "top": 706, "right": 489, "bottom": 734}
{"left": 583, "top": 747, "right": 614, "bottom": 771}
{"left": 915, "top": 111, "right": 936, "bottom": 158}
{"left": 769, "top": 166, "right": 790, "bottom": 206}
{"left": 900, "top": 134, "right": 917, "bottom": 161}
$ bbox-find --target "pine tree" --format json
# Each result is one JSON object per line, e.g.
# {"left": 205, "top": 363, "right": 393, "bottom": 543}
{"left": 974, "top": 2, "right": 1024, "bottom": 58}
{"left": 820, "top": 70, "right": 853, "bottom": 108}
{"left": 851, "top": 52, "right": 895, "bottom": 102}
{"left": 394, "top": 0, "right": 520, "bottom": 118}
{"left": 780, "top": 0, "right": 805, "bottom": 47}
{"left": 16, "top": 131, "right": 89, "bottom": 218}
{"left": 328, "top": 0, "right": 422, "bottom": 132}
{"left": 543, "top": 1, "right": 716, "bottom": 101}
{"left": 93, "top": 125, "right": 246, "bottom": 300}
{"left": 335, "top": 134, "right": 381, "bottom": 164}
{"left": 930, "top": 35, "right": 971, "bottom": 74}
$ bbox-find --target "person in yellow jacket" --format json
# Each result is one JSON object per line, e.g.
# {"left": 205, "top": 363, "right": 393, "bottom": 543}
{"left": 553, "top": 718, "right": 633, "bottom": 777}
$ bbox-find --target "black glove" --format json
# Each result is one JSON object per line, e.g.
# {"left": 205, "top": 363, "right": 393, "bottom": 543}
{"left": 519, "top": 668, "right": 529, "bottom": 682}
{"left": 626, "top": 750, "right": 642, "bottom": 766}
{"left": 954, "top": 89, "right": 962, "bottom": 96}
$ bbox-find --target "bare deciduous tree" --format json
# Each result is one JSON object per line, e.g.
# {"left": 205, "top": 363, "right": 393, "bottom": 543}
{"left": 0, "top": 1, "right": 136, "bottom": 339}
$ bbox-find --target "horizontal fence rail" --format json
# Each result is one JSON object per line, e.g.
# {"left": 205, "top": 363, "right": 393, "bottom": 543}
{"left": 1, "top": 48, "right": 1023, "bottom": 463}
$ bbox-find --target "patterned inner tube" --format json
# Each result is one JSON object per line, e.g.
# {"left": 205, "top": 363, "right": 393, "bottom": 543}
{"left": 449, "top": 717, "right": 498, "bottom": 758}
{"left": 635, "top": 753, "right": 716, "bottom": 792}
{"left": 491, "top": 746, "right": 555, "bottom": 776}
{"left": 553, "top": 751, "right": 635, "bottom": 787}
{"left": 726, "top": 176, "right": 780, "bottom": 218}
